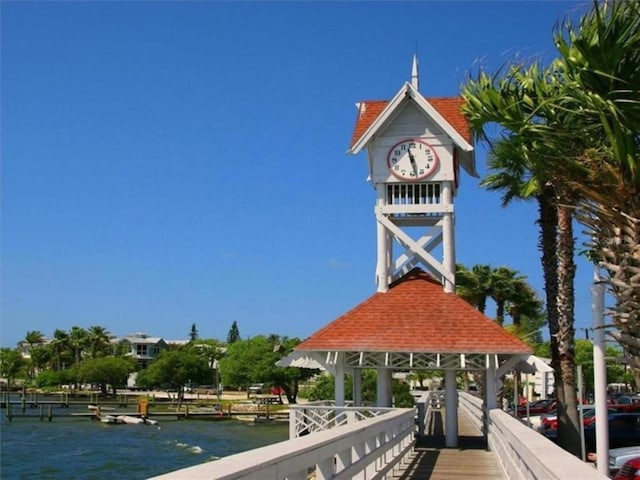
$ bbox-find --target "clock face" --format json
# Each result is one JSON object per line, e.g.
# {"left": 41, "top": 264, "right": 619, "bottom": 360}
{"left": 387, "top": 138, "right": 439, "bottom": 181}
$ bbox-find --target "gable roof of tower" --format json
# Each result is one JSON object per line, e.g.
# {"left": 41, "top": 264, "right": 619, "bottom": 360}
{"left": 296, "top": 268, "right": 532, "bottom": 355}
{"left": 349, "top": 95, "right": 472, "bottom": 150}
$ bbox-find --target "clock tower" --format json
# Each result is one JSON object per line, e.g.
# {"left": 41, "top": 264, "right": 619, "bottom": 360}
{"left": 348, "top": 56, "right": 476, "bottom": 293}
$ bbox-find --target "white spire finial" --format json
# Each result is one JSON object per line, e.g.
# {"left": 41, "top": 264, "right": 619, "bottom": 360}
{"left": 411, "top": 54, "right": 419, "bottom": 90}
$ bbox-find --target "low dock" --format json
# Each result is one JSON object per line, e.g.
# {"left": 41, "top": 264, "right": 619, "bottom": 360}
{"left": 2, "top": 392, "right": 288, "bottom": 422}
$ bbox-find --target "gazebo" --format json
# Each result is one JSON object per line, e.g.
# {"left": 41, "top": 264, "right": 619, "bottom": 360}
{"left": 288, "top": 268, "right": 532, "bottom": 447}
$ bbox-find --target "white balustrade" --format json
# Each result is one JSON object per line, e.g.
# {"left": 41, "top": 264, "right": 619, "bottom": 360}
{"left": 149, "top": 407, "right": 416, "bottom": 480}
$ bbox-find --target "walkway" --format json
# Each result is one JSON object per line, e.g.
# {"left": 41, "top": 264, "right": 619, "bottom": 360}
{"left": 393, "top": 408, "right": 504, "bottom": 480}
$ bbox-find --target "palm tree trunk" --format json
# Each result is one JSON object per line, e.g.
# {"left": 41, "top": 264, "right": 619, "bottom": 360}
{"left": 579, "top": 203, "right": 640, "bottom": 392}
{"left": 555, "top": 202, "right": 581, "bottom": 456}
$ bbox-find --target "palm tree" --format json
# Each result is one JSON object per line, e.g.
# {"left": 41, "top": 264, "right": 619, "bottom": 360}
{"left": 49, "top": 329, "right": 71, "bottom": 371}
{"left": 461, "top": 0, "right": 640, "bottom": 453}
{"left": 506, "top": 280, "right": 545, "bottom": 338}
{"left": 478, "top": 132, "right": 583, "bottom": 451}
{"left": 23, "top": 330, "right": 45, "bottom": 378}
{"left": 490, "top": 267, "right": 526, "bottom": 326}
{"left": 461, "top": 54, "right": 584, "bottom": 456}
{"left": 86, "top": 326, "right": 111, "bottom": 359}
{"left": 547, "top": 1, "right": 640, "bottom": 389}
{"left": 455, "top": 264, "right": 494, "bottom": 314}
{"left": 68, "top": 326, "right": 88, "bottom": 365}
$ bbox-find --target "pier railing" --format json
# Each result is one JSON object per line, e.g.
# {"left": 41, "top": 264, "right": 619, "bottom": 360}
{"left": 457, "top": 391, "right": 606, "bottom": 480}
{"left": 149, "top": 407, "right": 416, "bottom": 480}
{"left": 288, "top": 401, "right": 396, "bottom": 439}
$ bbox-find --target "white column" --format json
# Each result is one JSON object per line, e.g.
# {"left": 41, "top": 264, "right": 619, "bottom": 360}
{"left": 484, "top": 354, "right": 497, "bottom": 438}
{"left": 441, "top": 181, "right": 455, "bottom": 293}
{"left": 485, "top": 355, "right": 497, "bottom": 410}
{"left": 375, "top": 185, "right": 389, "bottom": 292}
{"left": 592, "top": 271, "right": 609, "bottom": 476}
{"left": 335, "top": 353, "right": 346, "bottom": 407}
{"left": 353, "top": 369, "right": 362, "bottom": 406}
{"left": 376, "top": 368, "right": 392, "bottom": 407}
{"left": 445, "top": 369, "right": 459, "bottom": 447}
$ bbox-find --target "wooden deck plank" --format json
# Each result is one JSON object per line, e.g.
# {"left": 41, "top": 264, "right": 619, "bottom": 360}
{"left": 392, "top": 409, "right": 504, "bottom": 480}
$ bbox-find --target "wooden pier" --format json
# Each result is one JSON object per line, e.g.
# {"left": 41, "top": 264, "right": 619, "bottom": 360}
{"left": 392, "top": 408, "right": 502, "bottom": 480}
{"left": 2, "top": 392, "right": 287, "bottom": 423}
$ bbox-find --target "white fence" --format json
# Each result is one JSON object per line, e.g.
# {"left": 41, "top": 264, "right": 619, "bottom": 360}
{"left": 288, "top": 402, "right": 395, "bottom": 439}
{"left": 458, "top": 391, "right": 607, "bottom": 480}
{"left": 150, "top": 407, "right": 416, "bottom": 480}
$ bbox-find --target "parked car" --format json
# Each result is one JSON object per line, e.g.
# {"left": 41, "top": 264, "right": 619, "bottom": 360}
{"left": 516, "top": 398, "right": 556, "bottom": 417}
{"left": 614, "top": 457, "right": 640, "bottom": 480}
{"left": 610, "top": 446, "right": 640, "bottom": 477}
{"left": 584, "top": 413, "right": 640, "bottom": 451}
{"left": 539, "top": 406, "right": 616, "bottom": 431}
{"left": 248, "top": 383, "right": 266, "bottom": 394}
{"left": 542, "top": 413, "right": 640, "bottom": 451}
{"left": 195, "top": 385, "right": 218, "bottom": 395}
{"left": 612, "top": 396, "right": 640, "bottom": 413}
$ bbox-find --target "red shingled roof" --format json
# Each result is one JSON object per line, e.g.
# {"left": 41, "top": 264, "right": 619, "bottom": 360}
{"left": 349, "top": 97, "right": 472, "bottom": 148}
{"left": 297, "top": 269, "right": 532, "bottom": 355}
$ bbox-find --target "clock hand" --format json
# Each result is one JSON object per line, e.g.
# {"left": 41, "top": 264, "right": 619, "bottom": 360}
{"left": 407, "top": 147, "right": 418, "bottom": 173}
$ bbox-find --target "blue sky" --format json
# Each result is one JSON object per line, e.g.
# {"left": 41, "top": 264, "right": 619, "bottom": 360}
{"left": 1, "top": 1, "right": 597, "bottom": 347}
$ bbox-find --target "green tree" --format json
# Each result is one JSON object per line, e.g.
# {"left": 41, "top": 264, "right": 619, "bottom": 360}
{"left": 0, "top": 348, "right": 26, "bottom": 388}
{"left": 461, "top": 1, "right": 640, "bottom": 455}
{"left": 219, "top": 335, "right": 316, "bottom": 403}
{"left": 490, "top": 266, "right": 526, "bottom": 326}
{"left": 307, "top": 370, "right": 414, "bottom": 407}
{"left": 271, "top": 337, "right": 318, "bottom": 404}
{"left": 548, "top": 1, "right": 640, "bottom": 391}
{"left": 460, "top": 39, "right": 582, "bottom": 460}
{"left": 226, "top": 321, "right": 240, "bottom": 344}
{"left": 69, "top": 326, "right": 88, "bottom": 365}
{"left": 86, "top": 325, "right": 111, "bottom": 359}
{"left": 135, "top": 348, "right": 213, "bottom": 400}
{"left": 79, "top": 356, "right": 136, "bottom": 396}
{"left": 35, "top": 368, "right": 76, "bottom": 389}
{"left": 49, "top": 329, "right": 72, "bottom": 371}
{"left": 23, "top": 330, "right": 45, "bottom": 378}
{"left": 455, "top": 264, "right": 493, "bottom": 314}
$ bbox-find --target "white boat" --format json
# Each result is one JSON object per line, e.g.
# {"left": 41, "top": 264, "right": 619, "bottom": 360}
{"left": 117, "top": 415, "right": 144, "bottom": 424}
{"left": 99, "top": 415, "right": 124, "bottom": 424}
{"left": 116, "top": 415, "right": 159, "bottom": 425}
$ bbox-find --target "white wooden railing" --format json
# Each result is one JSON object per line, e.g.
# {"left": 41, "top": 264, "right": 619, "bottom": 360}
{"left": 288, "top": 401, "right": 395, "bottom": 438}
{"left": 152, "top": 392, "right": 609, "bottom": 480}
{"left": 458, "top": 391, "right": 606, "bottom": 480}
{"left": 149, "top": 407, "right": 416, "bottom": 480}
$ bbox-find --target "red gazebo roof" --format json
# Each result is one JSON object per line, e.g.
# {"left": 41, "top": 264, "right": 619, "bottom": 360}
{"left": 296, "top": 269, "right": 532, "bottom": 355}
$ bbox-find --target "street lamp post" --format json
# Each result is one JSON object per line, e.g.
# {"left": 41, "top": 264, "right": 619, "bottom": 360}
{"left": 592, "top": 269, "right": 609, "bottom": 476}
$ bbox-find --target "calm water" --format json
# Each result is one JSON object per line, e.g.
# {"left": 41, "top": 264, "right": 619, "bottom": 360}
{"left": 0, "top": 402, "right": 288, "bottom": 480}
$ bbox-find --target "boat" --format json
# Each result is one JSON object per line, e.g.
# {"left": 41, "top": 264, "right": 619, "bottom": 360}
{"left": 99, "top": 415, "right": 124, "bottom": 424}
{"left": 117, "top": 415, "right": 144, "bottom": 424}
{"left": 97, "top": 414, "right": 158, "bottom": 425}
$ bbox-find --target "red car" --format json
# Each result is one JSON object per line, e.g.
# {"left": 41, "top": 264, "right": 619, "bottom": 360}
{"left": 540, "top": 406, "right": 617, "bottom": 431}
{"left": 614, "top": 457, "right": 640, "bottom": 480}
{"left": 611, "top": 396, "right": 640, "bottom": 413}
{"left": 516, "top": 398, "right": 556, "bottom": 417}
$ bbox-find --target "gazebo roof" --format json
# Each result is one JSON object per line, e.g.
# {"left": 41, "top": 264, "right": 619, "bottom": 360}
{"left": 296, "top": 268, "right": 532, "bottom": 356}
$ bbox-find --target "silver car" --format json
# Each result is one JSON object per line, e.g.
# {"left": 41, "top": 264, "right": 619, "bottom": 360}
{"left": 609, "top": 446, "right": 640, "bottom": 476}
